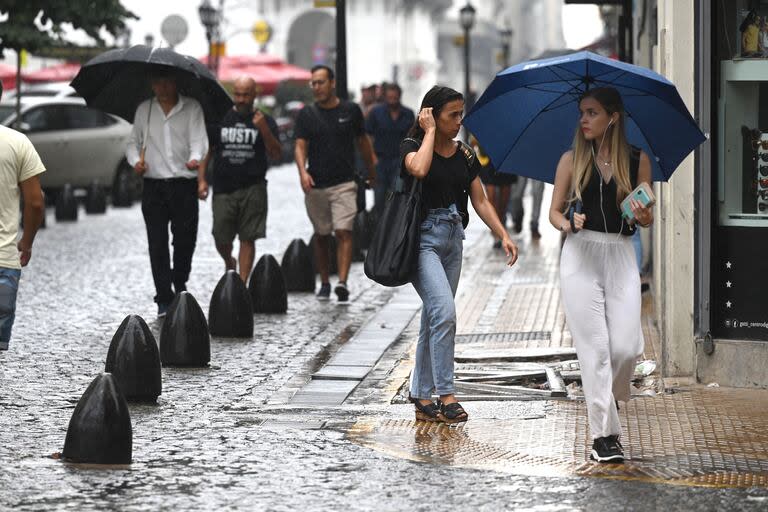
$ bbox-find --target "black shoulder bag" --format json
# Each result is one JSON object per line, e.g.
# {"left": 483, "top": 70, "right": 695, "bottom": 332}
{"left": 364, "top": 138, "right": 423, "bottom": 286}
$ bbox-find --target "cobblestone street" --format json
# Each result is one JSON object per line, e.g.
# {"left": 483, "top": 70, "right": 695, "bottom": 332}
{"left": 1, "top": 167, "right": 767, "bottom": 511}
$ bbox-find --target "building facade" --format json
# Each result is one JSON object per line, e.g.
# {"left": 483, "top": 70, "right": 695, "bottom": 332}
{"left": 437, "top": 0, "right": 566, "bottom": 101}
{"left": 640, "top": 0, "right": 768, "bottom": 387}
{"left": 255, "top": 0, "right": 451, "bottom": 110}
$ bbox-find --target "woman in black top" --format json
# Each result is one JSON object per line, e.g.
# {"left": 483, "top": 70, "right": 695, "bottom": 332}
{"left": 402, "top": 86, "right": 518, "bottom": 423}
{"left": 549, "top": 87, "right": 653, "bottom": 463}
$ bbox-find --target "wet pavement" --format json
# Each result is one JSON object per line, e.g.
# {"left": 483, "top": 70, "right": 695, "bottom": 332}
{"left": 2, "top": 169, "right": 768, "bottom": 511}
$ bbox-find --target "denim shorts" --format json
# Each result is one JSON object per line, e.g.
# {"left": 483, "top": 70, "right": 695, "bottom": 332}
{"left": 0, "top": 267, "right": 21, "bottom": 349}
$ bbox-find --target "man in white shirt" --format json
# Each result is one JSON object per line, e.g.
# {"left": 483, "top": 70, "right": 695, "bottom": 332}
{"left": 126, "top": 69, "right": 209, "bottom": 317}
{"left": 0, "top": 81, "right": 46, "bottom": 351}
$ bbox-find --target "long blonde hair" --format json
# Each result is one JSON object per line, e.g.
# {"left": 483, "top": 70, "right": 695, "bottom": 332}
{"left": 570, "top": 87, "right": 632, "bottom": 207}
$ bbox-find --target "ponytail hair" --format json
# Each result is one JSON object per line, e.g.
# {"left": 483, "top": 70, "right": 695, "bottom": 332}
{"left": 406, "top": 85, "right": 463, "bottom": 141}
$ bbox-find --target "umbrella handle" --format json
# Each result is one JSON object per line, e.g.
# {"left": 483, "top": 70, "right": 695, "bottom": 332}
{"left": 569, "top": 201, "right": 583, "bottom": 233}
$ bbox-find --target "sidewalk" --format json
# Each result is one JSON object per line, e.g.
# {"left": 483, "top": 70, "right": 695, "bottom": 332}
{"left": 345, "top": 218, "right": 768, "bottom": 489}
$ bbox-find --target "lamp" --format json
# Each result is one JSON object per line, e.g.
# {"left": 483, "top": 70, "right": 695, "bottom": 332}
{"left": 459, "top": 2, "right": 476, "bottom": 139}
{"left": 459, "top": 2, "right": 476, "bottom": 31}
{"left": 198, "top": 0, "right": 220, "bottom": 75}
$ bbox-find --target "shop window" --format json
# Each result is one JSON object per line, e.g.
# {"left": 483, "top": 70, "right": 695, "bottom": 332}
{"left": 717, "top": 0, "right": 768, "bottom": 225}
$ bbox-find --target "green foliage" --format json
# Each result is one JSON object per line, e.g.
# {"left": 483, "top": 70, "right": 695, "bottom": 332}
{"left": 0, "top": 0, "right": 137, "bottom": 53}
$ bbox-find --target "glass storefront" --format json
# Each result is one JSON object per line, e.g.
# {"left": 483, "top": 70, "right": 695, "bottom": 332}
{"left": 712, "top": 0, "right": 768, "bottom": 341}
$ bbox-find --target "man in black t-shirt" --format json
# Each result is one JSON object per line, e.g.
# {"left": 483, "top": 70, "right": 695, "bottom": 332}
{"left": 294, "top": 65, "right": 377, "bottom": 304}
{"left": 200, "top": 76, "right": 282, "bottom": 282}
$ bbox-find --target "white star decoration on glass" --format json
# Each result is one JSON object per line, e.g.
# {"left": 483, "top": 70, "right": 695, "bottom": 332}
{"left": 726, "top": 281, "right": 732, "bottom": 288}
{"left": 726, "top": 261, "right": 732, "bottom": 269}
{"left": 726, "top": 301, "right": 732, "bottom": 308}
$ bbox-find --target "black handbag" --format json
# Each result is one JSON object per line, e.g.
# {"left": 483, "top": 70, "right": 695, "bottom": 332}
{"left": 364, "top": 171, "right": 423, "bottom": 287}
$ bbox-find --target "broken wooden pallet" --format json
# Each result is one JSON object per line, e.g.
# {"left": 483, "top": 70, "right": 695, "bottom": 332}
{"left": 454, "top": 347, "right": 577, "bottom": 363}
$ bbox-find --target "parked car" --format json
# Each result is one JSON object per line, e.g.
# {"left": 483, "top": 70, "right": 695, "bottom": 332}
{"left": 272, "top": 100, "right": 304, "bottom": 165}
{"left": 3, "top": 81, "right": 80, "bottom": 100}
{"left": 274, "top": 115, "right": 295, "bottom": 164}
{"left": 0, "top": 96, "right": 140, "bottom": 206}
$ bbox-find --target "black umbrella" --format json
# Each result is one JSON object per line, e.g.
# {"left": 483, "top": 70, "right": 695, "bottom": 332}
{"left": 70, "top": 45, "right": 232, "bottom": 124}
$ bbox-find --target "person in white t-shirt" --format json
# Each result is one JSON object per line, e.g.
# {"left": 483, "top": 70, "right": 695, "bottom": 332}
{"left": 125, "top": 69, "right": 208, "bottom": 317}
{"left": 0, "top": 81, "right": 46, "bottom": 351}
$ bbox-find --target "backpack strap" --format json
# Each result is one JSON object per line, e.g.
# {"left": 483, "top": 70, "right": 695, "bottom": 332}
{"left": 457, "top": 141, "right": 476, "bottom": 169}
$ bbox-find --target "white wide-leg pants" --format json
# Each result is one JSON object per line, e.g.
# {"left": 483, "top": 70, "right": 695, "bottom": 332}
{"left": 560, "top": 230, "right": 644, "bottom": 439}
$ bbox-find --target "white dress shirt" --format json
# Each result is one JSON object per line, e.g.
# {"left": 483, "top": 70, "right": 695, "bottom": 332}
{"left": 126, "top": 95, "right": 209, "bottom": 180}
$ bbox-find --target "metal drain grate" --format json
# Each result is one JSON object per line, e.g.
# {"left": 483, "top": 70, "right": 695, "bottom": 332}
{"left": 348, "top": 388, "right": 768, "bottom": 488}
{"left": 455, "top": 331, "right": 551, "bottom": 344}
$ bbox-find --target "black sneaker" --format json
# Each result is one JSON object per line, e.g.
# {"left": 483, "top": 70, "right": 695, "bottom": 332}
{"left": 590, "top": 436, "right": 624, "bottom": 463}
{"left": 316, "top": 282, "right": 331, "bottom": 301}
{"left": 334, "top": 282, "right": 349, "bottom": 304}
{"left": 157, "top": 302, "right": 170, "bottom": 318}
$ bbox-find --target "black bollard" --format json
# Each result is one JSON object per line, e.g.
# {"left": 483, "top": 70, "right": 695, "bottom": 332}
{"left": 310, "top": 234, "right": 338, "bottom": 276}
{"left": 111, "top": 164, "right": 135, "bottom": 207}
{"left": 160, "top": 291, "right": 210, "bottom": 366}
{"left": 55, "top": 184, "right": 78, "bottom": 222}
{"left": 105, "top": 315, "right": 161, "bottom": 402}
{"left": 280, "top": 238, "right": 315, "bottom": 292}
{"left": 85, "top": 181, "right": 107, "bottom": 214}
{"left": 208, "top": 270, "right": 254, "bottom": 337}
{"left": 249, "top": 254, "right": 288, "bottom": 314}
{"left": 62, "top": 373, "right": 132, "bottom": 464}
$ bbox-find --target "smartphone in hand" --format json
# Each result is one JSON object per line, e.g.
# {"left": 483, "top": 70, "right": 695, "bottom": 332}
{"left": 621, "top": 182, "right": 656, "bottom": 220}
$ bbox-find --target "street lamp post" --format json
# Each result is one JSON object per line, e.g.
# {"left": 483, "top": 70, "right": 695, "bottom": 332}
{"left": 198, "top": 0, "right": 221, "bottom": 76}
{"left": 459, "top": 2, "right": 476, "bottom": 141}
{"left": 335, "top": 0, "right": 348, "bottom": 101}
{"left": 499, "top": 27, "right": 513, "bottom": 70}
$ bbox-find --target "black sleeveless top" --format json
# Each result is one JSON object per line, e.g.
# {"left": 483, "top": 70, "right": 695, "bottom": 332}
{"left": 581, "top": 147, "right": 640, "bottom": 236}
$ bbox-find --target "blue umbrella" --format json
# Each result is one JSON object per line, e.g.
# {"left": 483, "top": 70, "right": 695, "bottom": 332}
{"left": 463, "top": 51, "right": 706, "bottom": 183}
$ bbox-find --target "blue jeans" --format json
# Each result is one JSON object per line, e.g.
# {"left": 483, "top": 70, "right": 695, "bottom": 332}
{"left": 0, "top": 268, "right": 21, "bottom": 350}
{"left": 409, "top": 206, "right": 464, "bottom": 399}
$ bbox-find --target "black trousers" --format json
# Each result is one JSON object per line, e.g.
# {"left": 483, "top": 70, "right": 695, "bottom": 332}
{"left": 141, "top": 178, "right": 199, "bottom": 304}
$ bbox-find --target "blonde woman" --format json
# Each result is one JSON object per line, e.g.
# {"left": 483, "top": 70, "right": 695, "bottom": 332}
{"left": 549, "top": 87, "right": 653, "bottom": 463}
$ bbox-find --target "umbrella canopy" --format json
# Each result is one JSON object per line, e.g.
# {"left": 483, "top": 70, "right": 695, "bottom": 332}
{"left": 23, "top": 62, "right": 81, "bottom": 83}
{"left": 70, "top": 45, "right": 232, "bottom": 124}
{"left": 199, "top": 54, "right": 311, "bottom": 95}
{"left": 463, "top": 51, "right": 706, "bottom": 183}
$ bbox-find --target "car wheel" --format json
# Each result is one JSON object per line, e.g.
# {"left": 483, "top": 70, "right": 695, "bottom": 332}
{"left": 112, "top": 161, "right": 140, "bottom": 207}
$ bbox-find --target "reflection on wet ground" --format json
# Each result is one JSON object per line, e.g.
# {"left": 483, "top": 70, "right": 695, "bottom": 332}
{"left": 2, "top": 168, "right": 767, "bottom": 510}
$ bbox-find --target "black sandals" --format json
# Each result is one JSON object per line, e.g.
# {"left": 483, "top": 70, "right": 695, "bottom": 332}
{"left": 437, "top": 400, "right": 469, "bottom": 424}
{"left": 409, "top": 396, "right": 441, "bottom": 422}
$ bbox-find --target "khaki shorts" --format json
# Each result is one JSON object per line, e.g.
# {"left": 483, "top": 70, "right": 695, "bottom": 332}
{"left": 212, "top": 181, "right": 267, "bottom": 244}
{"left": 304, "top": 180, "right": 357, "bottom": 235}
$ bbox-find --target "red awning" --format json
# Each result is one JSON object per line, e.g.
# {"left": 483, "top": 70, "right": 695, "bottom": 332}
{"left": 22, "top": 62, "right": 81, "bottom": 84}
{"left": 0, "top": 63, "right": 17, "bottom": 91}
{"left": 199, "top": 55, "right": 311, "bottom": 95}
